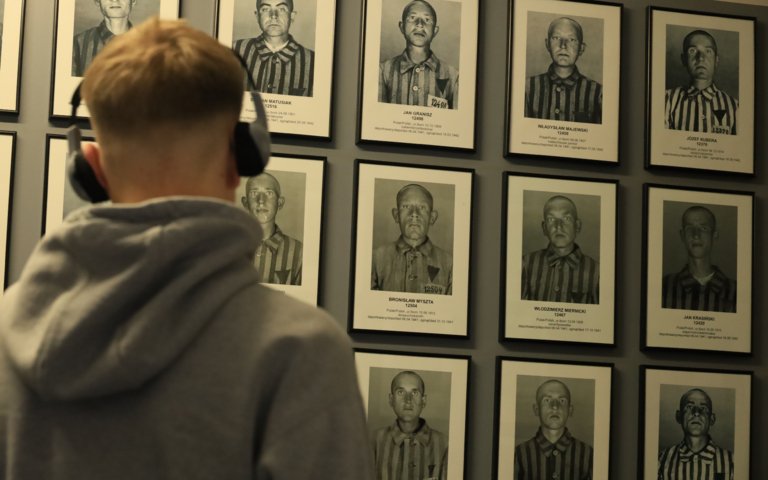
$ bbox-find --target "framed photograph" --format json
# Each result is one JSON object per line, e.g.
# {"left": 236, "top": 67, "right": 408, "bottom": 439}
{"left": 646, "top": 7, "right": 755, "bottom": 174}
{"left": 643, "top": 184, "right": 753, "bottom": 354}
{"left": 234, "top": 154, "right": 324, "bottom": 305}
{"left": 43, "top": 134, "right": 93, "bottom": 235}
{"left": 494, "top": 357, "right": 612, "bottom": 480}
{"left": 349, "top": 160, "right": 473, "bottom": 337}
{"left": 357, "top": 0, "right": 479, "bottom": 150}
{"left": 506, "top": 0, "right": 621, "bottom": 163}
{"left": 0, "top": 132, "right": 15, "bottom": 292}
{"left": 355, "top": 349, "right": 469, "bottom": 480}
{"left": 502, "top": 173, "right": 616, "bottom": 345}
{"left": 640, "top": 366, "right": 751, "bottom": 480}
{"left": 0, "top": 0, "right": 26, "bottom": 113}
{"left": 216, "top": 0, "right": 337, "bottom": 139}
{"left": 50, "top": 0, "right": 181, "bottom": 119}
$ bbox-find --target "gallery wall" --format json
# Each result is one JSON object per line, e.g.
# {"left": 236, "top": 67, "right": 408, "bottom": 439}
{"left": 1, "top": 0, "right": 766, "bottom": 478}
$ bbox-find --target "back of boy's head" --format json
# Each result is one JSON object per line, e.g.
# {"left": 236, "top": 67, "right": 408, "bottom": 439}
{"left": 82, "top": 17, "right": 243, "bottom": 143}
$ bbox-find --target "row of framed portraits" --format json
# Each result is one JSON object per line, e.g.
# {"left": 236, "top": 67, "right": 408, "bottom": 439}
{"left": 356, "top": 350, "right": 753, "bottom": 480}
{"left": 38, "top": 1, "right": 757, "bottom": 174}
{"left": 0, "top": 136, "right": 756, "bottom": 355}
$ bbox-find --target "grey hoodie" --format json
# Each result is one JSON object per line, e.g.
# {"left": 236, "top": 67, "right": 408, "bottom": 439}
{"left": 0, "top": 198, "right": 373, "bottom": 480}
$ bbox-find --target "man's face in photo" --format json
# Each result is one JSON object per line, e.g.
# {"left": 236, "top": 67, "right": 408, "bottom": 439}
{"left": 399, "top": 1, "right": 439, "bottom": 49}
{"left": 541, "top": 197, "right": 581, "bottom": 251}
{"left": 257, "top": 0, "right": 295, "bottom": 37}
{"left": 242, "top": 174, "right": 284, "bottom": 225}
{"left": 545, "top": 19, "right": 584, "bottom": 69}
{"left": 389, "top": 373, "right": 426, "bottom": 424}
{"left": 676, "top": 389, "right": 715, "bottom": 438}
{"left": 534, "top": 380, "right": 573, "bottom": 431}
{"left": 680, "top": 208, "right": 717, "bottom": 260}
{"left": 96, "top": 0, "right": 135, "bottom": 20}
{"left": 392, "top": 186, "right": 437, "bottom": 245}
{"left": 682, "top": 33, "right": 719, "bottom": 83}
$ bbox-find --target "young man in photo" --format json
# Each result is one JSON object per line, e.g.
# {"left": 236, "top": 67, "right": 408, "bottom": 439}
{"left": 233, "top": 0, "right": 315, "bottom": 96}
{"left": 0, "top": 18, "right": 372, "bottom": 479}
{"left": 72, "top": 0, "right": 138, "bottom": 76}
{"left": 379, "top": 0, "right": 459, "bottom": 110}
{"left": 371, "top": 183, "right": 452, "bottom": 295}
{"left": 658, "top": 388, "right": 734, "bottom": 480}
{"left": 664, "top": 30, "right": 738, "bottom": 135}
{"left": 525, "top": 17, "right": 602, "bottom": 124}
{"left": 371, "top": 371, "right": 448, "bottom": 480}
{"left": 514, "top": 379, "right": 593, "bottom": 480}
{"left": 662, "top": 206, "right": 736, "bottom": 312}
{"left": 241, "top": 173, "right": 303, "bottom": 285}
{"left": 521, "top": 195, "right": 599, "bottom": 304}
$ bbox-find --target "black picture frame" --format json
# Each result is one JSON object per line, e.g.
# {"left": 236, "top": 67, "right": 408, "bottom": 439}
{"left": 0, "top": 131, "right": 16, "bottom": 291}
{"left": 349, "top": 159, "right": 474, "bottom": 337}
{"left": 501, "top": 172, "right": 617, "bottom": 345}
{"left": 214, "top": 0, "right": 338, "bottom": 140}
{"left": 642, "top": 183, "right": 753, "bottom": 354}
{"left": 494, "top": 356, "right": 613, "bottom": 479}
{"left": 639, "top": 365, "right": 752, "bottom": 480}
{"left": 42, "top": 134, "right": 94, "bottom": 235}
{"left": 645, "top": 7, "right": 755, "bottom": 175}
{"left": 0, "top": 0, "right": 26, "bottom": 113}
{"left": 50, "top": 0, "right": 181, "bottom": 119}
{"left": 234, "top": 153, "right": 326, "bottom": 306}
{"left": 356, "top": 0, "right": 480, "bottom": 151}
{"left": 355, "top": 348, "right": 470, "bottom": 480}
{"left": 505, "top": 0, "right": 622, "bottom": 164}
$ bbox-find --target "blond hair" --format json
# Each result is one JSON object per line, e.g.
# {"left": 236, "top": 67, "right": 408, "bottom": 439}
{"left": 82, "top": 17, "right": 243, "bottom": 140}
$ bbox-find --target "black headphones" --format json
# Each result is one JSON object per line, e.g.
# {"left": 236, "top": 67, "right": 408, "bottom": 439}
{"left": 66, "top": 53, "right": 271, "bottom": 203}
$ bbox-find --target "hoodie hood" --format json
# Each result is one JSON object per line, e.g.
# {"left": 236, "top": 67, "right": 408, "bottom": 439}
{"left": 0, "top": 198, "right": 262, "bottom": 401}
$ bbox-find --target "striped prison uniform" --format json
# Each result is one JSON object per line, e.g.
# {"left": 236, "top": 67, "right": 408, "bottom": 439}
{"left": 372, "top": 419, "right": 448, "bottom": 480}
{"left": 372, "top": 237, "right": 452, "bottom": 295}
{"left": 72, "top": 21, "right": 132, "bottom": 77}
{"left": 379, "top": 51, "right": 459, "bottom": 109}
{"left": 664, "top": 85, "right": 738, "bottom": 135}
{"left": 254, "top": 225, "right": 302, "bottom": 285}
{"left": 524, "top": 65, "right": 602, "bottom": 124}
{"left": 661, "top": 266, "right": 736, "bottom": 313}
{"left": 658, "top": 439, "right": 734, "bottom": 480}
{"left": 514, "top": 428, "right": 593, "bottom": 480}
{"left": 521, "top": 245, "right": 599, "bottom": 304}
{"left": 233, "top": 34, "right": 314, "bottom": 97}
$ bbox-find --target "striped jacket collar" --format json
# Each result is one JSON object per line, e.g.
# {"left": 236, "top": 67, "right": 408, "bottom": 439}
{"left": 544, "top": 243, "right": 584, "bottom": 270}
{"left": 546, "top": 64, "right": 583, "bottom": 87}
{"left": 396, "top": 236, "right": 435, "bottom": 257}
{"left": 95, "top": 20, "right": 133, "bottom": 43}
{"left": 261, "top": 224, "right": 286, "bottom": 253}
{"left": 395, "top": 50, "right": 440, "bottom": 74}
{"left": 676, "top": 265, "right": 730, "bottom": 294}
{"left": 254, "top": 34, "right": 302, "bottom": 63}
{"left": 535, "top": 427, "right": 574, "bottom": 456}
{"left": 387, "top": 418, "right": 432, "bottom": 446}
{"left": 675, "top": 437, "right": 719, "bottom": 463}
{"left": 684, "top": 84, "right": 722, "bottom": 101}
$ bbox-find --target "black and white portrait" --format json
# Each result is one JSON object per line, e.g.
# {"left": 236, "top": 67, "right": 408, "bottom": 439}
{"left": 646, "top": 8, "right": 755, "bottom": 174}
{"left": 378, "top": 0, "right": 461, "bottom": 110}
{"left": 355, "top": 350, "right": 469, "bottom": 480}
{"left": 657, "top": 385, "right": 735, "bottom": 479}
{"left": 370, "top": 178, "right": 455, "bottom": 296}
{"left": 495, "top": 359, "right": 612, "bottom": 480}
{"left": 352, "top": 161, "right": 472, "bottom": 336}
{"left": 513, "top": 375, "right": 595, "bottom": 480}
{"left": 664, "top": 25, "right": 739, "bottom": 135}
{"left": 71, "top": 0, "right": 160, "bottom": 77}
{"left": 44, "top": 135, "right": 93, "bottom": 235}
{"left": 231, "top": 0, "right": 317, "bottom": 97}
{"left": 0, "top": 0, "right": 26, "bottom": 113}
{"left": 237, "top": 169, "right": 306, "bottom": 286}
{"left": 367, "top": 367, "right": 452, "bottom": 480}
{"left": 521, "top": 190, "right": 600, "bottom": 304}
{"left": 0, "top": 132, "right": 13, "bottom": 291}
{"left": 643, "top": 185, "right": 752, "bottom": 353}
{"left": 661, "top": 201, "right": 737, "bottom": 313}
{"left": 524, "top": 11, "right": 604, "bottom": 124}
{"left": 641, "top": 367, "right": 751, "bottom": 480}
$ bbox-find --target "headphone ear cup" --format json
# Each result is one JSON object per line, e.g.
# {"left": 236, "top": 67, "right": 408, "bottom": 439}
{"left": 233, "top": 121, "right": 270, "bottom": 176}
{"left": 66, "top": 126, "right": 109, "bottom": 203}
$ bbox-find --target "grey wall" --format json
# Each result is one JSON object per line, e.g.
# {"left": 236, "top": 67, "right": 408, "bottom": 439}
{"left": 1, "top": 0, "right": 765, "bottom": 478}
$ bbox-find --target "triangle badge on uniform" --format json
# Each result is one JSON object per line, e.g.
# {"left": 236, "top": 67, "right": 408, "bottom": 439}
{"left": 427, "top": 265, "right": 440, "bottom": 282}
{"left": 275, "top": 270, "right": 290, "bottom": 284}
